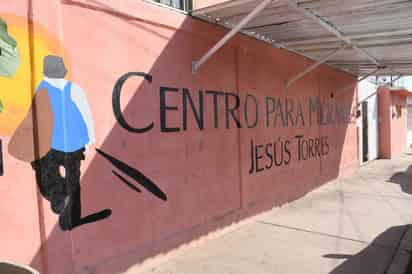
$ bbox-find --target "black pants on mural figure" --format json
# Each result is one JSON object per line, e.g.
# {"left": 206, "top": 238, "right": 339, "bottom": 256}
{"left": 0, "top": 139, "right": 3, "bottom": 176}
{"left": 31, "top": 148, "right": 85, "bottom": 231}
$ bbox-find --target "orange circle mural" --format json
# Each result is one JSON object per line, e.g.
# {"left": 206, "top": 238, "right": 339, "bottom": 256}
{"left": 0, "top": 14, "right": 70, "bottom": 136}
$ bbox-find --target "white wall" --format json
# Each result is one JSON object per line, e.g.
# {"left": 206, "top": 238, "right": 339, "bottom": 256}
{"left": 358, "top": 80, "right": 379, "bottom": 162}
{"left": 407, "top": 97, "right": 412, "bottom": 147}
{"left": 397, "top": 77, "right": 412, "bottom": 147}
{"left": 394, "top": 76, "right": 412, "bottom": 90}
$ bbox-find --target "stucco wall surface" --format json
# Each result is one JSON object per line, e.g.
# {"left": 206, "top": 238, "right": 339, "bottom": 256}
{"left": 0, "top": 1, "right": 358, "bottom": 274}
{"left": 378, "top": 87, "right": 408, "bottom": 159}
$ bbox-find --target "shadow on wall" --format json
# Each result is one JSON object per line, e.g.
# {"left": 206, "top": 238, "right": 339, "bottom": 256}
{"left": 386, "top": 165, "right": 412, "bottom": 195}
{"left": 325, "top": 225, "right": 410, "bottom": 274}
{"left": 24, "top": 0, "right": 357, "bottom": 273}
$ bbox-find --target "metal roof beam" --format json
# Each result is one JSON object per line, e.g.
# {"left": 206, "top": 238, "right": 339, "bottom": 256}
{"left": 285, "top": 0, "right": 381, "bottom": 67}
{"left": 286, "top": 44, "right": 347, "bottom": 89}
{"left": 327, "top": 61, "right": 412, "bottom": 66}
{"left": 295, "top": 39, "right": 412, "bottom": 52}
{"left": 282, "top": 28, "right": 412, "bottom": 46}
{"left": 192, "top": 0, "right": 276, "bottom": 74}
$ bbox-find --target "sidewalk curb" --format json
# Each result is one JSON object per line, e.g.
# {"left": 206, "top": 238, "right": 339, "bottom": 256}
{"left": 387, "top": 225, "right": 412, "bottom": 274}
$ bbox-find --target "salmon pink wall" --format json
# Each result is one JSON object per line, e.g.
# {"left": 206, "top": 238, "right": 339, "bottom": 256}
{"left": 390, "top": 93, "right": 408, "bottom": 156}
{"left": 0, "top": 1, "right": 358, "bottom": 274}
{"left": 0, "top": 1, "right": 44, "bottom": 269}
{"left": 378, "top": 88, "right": 391, "bottom": 158}
{"left": 378, "top": 87, "right": 409, "bottom": 159}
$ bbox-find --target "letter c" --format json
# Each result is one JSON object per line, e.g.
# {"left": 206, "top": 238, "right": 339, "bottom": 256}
{"left": 112, "top": 72, "right": 154, "bottom": 133}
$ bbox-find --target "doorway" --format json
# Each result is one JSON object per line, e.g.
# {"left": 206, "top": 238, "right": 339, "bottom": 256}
{"left": 362, "top": 101, "right": 369, "bottom": 163}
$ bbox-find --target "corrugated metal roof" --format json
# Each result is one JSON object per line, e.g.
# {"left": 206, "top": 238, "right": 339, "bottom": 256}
{"left": 192, "top": 0, "right": 412, "bottom": 76}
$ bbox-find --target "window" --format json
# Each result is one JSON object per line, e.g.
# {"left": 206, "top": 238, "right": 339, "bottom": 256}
{"left": 153, "top": 0, "right": 193, "bottom": 11}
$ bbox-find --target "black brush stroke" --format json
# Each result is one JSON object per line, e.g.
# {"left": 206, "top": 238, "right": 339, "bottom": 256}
{"left": 0, "top": 139, "right": 3, "bottom": 176}
{"left": 96, "top": 148, "right": 167, "bottom": 201}
{"left": 71, "top": 209, "right": 112, "bottom": 230}
{"left": 112, "top": 170, "right": 141, "bottom": 193}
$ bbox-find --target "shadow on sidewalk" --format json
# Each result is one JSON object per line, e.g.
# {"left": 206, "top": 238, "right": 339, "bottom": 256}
{"left": 386, "top": 165, "right": 412, "bottom": 195}
{"left": 324, "top": 225, "right": 409, "bottom": 274}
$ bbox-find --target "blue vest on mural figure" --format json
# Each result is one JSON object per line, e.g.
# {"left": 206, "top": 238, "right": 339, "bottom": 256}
{"left": 36, "top": 80, "right": 89, "bottom": 153}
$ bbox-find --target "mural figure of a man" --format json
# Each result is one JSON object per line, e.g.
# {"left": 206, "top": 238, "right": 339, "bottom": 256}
{"left": 31, "top": 55, "right": 95, "bottom": 231}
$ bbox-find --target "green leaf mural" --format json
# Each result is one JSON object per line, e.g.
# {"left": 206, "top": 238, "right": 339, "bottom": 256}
{"left": 0, "top": 17, "right": 20, "bottom": 116}
{"left": 0, "top": 17, "right": 20, "bottom": 78}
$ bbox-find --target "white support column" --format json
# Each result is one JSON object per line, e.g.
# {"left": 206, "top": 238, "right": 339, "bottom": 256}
{"left": 192, "top": 0, "right": 276, "bottom": 74}
{"left": 286, "top": 44, "right": 347, "bottom": 89}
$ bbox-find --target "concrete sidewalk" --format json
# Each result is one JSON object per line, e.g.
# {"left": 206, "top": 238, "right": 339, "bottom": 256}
{"left": 131, "top": 152, "right": 412, "bottom": 274}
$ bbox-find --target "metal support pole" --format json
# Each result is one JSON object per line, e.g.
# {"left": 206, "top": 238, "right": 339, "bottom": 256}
{"left": 391, "top": 75, "right": 403, "bottom": 86}
{"left": 192, "top": 0, "right": 275, "bottom": 74}
{"left": 357, "top": 74, "right": 403, "bottom": 105}
{"left": 336, "top": 67, "right": 385, "bottom": 96}
{"left": 357, "top": 91, "right": 378, "bottom": 106}
{"left": 286, "top": 44, "right": 346, "bottom": 89}
{"left": 357, "top": 68, "right": 386, "bottom": 84}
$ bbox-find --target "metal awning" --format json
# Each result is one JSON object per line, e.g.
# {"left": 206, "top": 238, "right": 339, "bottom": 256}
{"left": 191, "top": 0, "right": 412, "bottom": 83}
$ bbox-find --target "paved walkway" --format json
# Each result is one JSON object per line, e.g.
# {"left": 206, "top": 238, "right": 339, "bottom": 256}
{"left": 132, "top": 151, "right": 412, "bottom": 274}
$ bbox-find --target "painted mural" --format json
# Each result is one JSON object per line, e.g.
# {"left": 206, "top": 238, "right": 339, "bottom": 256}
{"left": 0, "top": 15, "right": 64, "bottom": 136}
{"left": 0, "top": 16, "right": 106, "bottom": 231}
{"left": 8, "top": 53, "right": 115, "bottom": 230}
{"left": 0, "top": 4, "right": 359, "bottom": 273}
{"left": 0, "top": 17, "right": 19, "bottom": 79}
{"left": 0, "top": 17, "right": 20, "bottom": 176}
{"left": 2, "top": 16, "right": 166, "bottom": 232}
